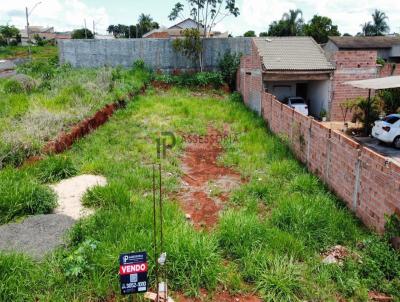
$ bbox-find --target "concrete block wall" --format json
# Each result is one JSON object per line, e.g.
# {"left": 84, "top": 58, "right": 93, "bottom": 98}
{"left": 259, "top": 91, "right": 400, "bottom": 232}
{"left": 58, "top": 38, "right": 252, "bottom": 71}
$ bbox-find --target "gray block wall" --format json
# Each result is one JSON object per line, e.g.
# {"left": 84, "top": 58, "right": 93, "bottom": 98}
{"left": 58, "top": 38, "right": 251, "bottom": 71}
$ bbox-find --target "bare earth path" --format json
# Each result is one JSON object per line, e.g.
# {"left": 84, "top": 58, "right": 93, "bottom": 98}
{"left": 178, "top": 128, "right": 242, "bottom": 230}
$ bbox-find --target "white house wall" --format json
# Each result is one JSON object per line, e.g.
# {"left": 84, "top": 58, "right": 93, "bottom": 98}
{"left": 307, "top": 80, "right": 331, "bottom": 117}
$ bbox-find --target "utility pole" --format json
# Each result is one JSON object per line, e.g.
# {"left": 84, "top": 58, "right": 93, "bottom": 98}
{"left": 93, "top": 20, "right": 95, "bottom": 38}
{"left": 84, "top": 19, "right": 88, "bottom": 39}
{"left": 25, "top": 7, "right": 30, "bottom": 58}
{"left": 25, "top": 2, "right": 42, "bottom": 60}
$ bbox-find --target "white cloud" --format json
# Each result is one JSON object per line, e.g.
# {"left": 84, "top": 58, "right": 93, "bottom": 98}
{"left": 217, "top": 0, "right": 400, "bottom": 36}
{"left": 0, "top": 0, "right": 109, "bottom": 34}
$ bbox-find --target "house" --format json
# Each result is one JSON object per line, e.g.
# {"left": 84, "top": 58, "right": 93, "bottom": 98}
{"left": 323, "top": 36, "right": 400, "bottom": 120}
{"left": 20, "top": 26, "right": 71, "bottom": 44}
{"left": 238, "top": 37, "right": 335, "bottom": 117}
{"left": 143, "top": 18, "right": 228, "bottom": 39}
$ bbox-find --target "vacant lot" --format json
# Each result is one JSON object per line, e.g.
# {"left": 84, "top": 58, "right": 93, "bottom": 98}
{"left": 0, "top": 84, "right": 399, "bottom": 301}
{"left": 0, "top": 45, "right": 57, "bottom": 60}
{"left": 0, "top": 60, "right": 149, "bottom": 167}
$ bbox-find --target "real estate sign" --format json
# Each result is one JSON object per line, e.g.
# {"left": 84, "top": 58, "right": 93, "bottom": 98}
{"left": 119, "top": 251, "right": 148, "bottom": 295}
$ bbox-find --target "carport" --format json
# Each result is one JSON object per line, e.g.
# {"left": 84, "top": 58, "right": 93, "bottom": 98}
{"left": 253, "top": 37, "right": 335, "bottom": 118}
{"left": 344, "top": 75, "right": 400, "bottom": 133}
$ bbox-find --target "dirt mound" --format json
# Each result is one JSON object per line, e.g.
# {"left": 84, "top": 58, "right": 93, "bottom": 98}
{"left": 178, "top": 128, "right": 242, "bottom": 230}
{"left": 176, "top": 290, "right": 262, "bottom": 302}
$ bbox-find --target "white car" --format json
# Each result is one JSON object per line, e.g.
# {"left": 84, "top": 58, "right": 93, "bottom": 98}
{"left": 284, "top": 97, "right": 309, "bottom": 116}
{"left": 372, "top": 114, "right": 400, "bottom": 149}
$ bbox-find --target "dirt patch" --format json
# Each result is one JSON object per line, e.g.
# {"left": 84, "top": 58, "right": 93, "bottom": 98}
{"left": 321, "top": 245, "right": 349, "bottom": 265}
{"left": 178, "top": 128, "right": 242, "bottom": 230}
{"left": 175, "top": 290, "right": 262, "bottom": 302}
{"left": 51, "top": 174, "right": 107, "bottom": 220}
{"left": 368, "top": 291, "right": 393, "bottom": 301}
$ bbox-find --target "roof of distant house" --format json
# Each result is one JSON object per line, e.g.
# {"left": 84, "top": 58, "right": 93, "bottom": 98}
{"left": 168, "top": 18, "right": 204, "bottom": 30}
{"left": 253, "top": 37, "right": 335, "bottom": 71}
{"left": 328, "top": 36, "right": 400, "bottom": 49}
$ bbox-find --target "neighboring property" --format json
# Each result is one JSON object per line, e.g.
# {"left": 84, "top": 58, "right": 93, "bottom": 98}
{"left": 324, "top": 36, "right": 400, "bottom": 120}
{"left": 238, "top": 37, "right": 335, "bottom": 117}
{"left": 20, "top": 26, "right": 71, "bottom": 44}
{"left": 143, "top": 18, "right": 228, "bottom": 38}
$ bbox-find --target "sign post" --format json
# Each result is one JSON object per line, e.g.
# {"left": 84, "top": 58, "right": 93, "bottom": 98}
{"left": 119, "top": 251, "right": 148, "bottom": 295}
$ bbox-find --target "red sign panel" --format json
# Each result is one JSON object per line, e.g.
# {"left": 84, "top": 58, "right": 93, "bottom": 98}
{"left": 119, "top": 263, "right": 148, "bottom": 275}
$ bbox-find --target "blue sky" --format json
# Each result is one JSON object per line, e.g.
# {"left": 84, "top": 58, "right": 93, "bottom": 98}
{"left": 1, "top": 0, "right": 399, "bottom": 36}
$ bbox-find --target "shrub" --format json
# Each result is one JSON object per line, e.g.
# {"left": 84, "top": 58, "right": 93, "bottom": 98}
{"left": 0, "top": 168, "right": 57, "bottom": 224}
{"left": 230, "top": 92, "right": 243, "bottom": 103}
{"left": 3, "top": 78, "right": 24, "bottom": 93}
{"left": 218, "top": 52, "right": 241, "bottom": 90}
{"left": 154, "top": 72, "right": 224, "bottom": 89}
{"left": 34, "top": 156, "right": 77, "bottom": 183}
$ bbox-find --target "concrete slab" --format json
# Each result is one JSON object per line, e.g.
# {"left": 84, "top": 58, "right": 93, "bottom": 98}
{"left": 355, "top": 137, "right": 400, "bottom": 165}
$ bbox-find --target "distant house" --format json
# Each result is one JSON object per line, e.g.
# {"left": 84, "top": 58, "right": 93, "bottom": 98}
{"left": 143, "top": 18, "right": 228, "bottom": 39}
{"left": 19, "top": 26, "right": 71, "bottom": 44}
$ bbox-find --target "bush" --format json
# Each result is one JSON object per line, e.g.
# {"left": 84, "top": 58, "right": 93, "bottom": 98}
{"left": 0, "top": 168, "right": 57, "bottom": 224}
{"left": 218, "top": 52, "right": 241, "bottom": 90}
{"left": 154, "top": 71, "right": 224, "bottom": 89}
{"left": 34, "top": 155, "right": 77, "bottom": 183}
{"left": 3, "top": 78, "right": 24, "bottom": 93}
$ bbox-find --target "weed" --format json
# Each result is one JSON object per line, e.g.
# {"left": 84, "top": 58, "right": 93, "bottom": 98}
{"left": 0, "top": 167, "right": 57, "bottom": 223}
{"left": 34, "top": 155, "right": 78, "bottom": 183}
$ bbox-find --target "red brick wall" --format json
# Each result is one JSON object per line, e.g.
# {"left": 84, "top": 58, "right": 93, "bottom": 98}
{"left": 330, "top": 50, "right": 377, "bottom": 121}
{"left": 259, "top": 91, "right": 400, "bottom": 232}
{"left": 379, "top": 63, "right": 400, "bottom": 77}
{"left": 238, "top": 40, "right": 263, "bottom": 108}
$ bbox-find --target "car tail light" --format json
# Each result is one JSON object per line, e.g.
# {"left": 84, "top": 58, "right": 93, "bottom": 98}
{"left": 382, "top": 126, "right": 391, "bottom": 132}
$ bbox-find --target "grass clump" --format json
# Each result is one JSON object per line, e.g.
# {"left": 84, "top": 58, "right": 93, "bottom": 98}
{"left": 154, "top": 71, "right": 224, "bottom": 88}
{"left": 0, "top": 168, "right": 57, "bottom": 223}
{"left": 34, "top": 155, "right": 78, "bottom": 183}
{"left": 82, "top": 183, "right": 130, "bottom": 208}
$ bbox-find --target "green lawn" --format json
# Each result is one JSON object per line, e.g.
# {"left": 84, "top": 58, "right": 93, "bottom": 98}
{"left": 0, "top": 45, "right": 57, "bottom": 60}
{"left": 0, "top": 86, "right": 399, "bottom": 301}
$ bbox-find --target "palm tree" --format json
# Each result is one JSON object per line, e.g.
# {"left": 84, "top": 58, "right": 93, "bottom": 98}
{"left": 371, "top": 9, "right": 389, "bottom": 36}
{"left": 282, "top": 9, "right": 304, "bottom": 36}
{"left": 137, "top": 14, "right": 154, "bottom": 37}
{"left": 360, "top": 22, "right": 374, "bottom": 36}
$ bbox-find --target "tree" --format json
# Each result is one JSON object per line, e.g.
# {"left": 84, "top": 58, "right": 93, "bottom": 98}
{"left": 218, "top": 52, "right": 241, "bottom": 90}
{"left": 243, "top": 30, "right": 256, "bottom": 37}
{"left": 169, "top": 0, "right": 239, "bottom": 38}
{"left": 0, "top": 25, "right": 20, "bottom": 45}
{"left": 259, "top": 32, "right": 268, "bottom": 37}
{"left": 266, "top": 9, "right": 303, "bottom": 36}
{"left": 303, "top": 15, "right": 340, "bottom": 43}
{"left": 172, "top": 28, "right": 202, "bottom": 66}
{"left": 282, "top": 9, "right": 304, "bottom": 36}
{"left": 359, "top": 9, "right": 389, "bottom": 36}
{"left": 137, "top": 14, "right": 159, "bottom": 37}
{"left": 371, "top": 9, "right": 389, "bottom": 36}
{"left": 71, "top": 28, "right": 94, "bottom": 39}
{"left": 168, "top": 0, "right": 240, "bottom": 70}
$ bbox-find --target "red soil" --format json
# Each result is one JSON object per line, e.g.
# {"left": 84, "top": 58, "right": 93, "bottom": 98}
{"left": 176, "top": 290, "right": 262, "bottom": 302}
{"left": 178, "top": 127, "right": 242, "bottom": 230}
